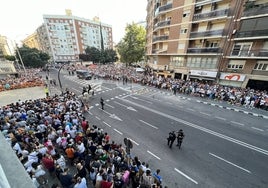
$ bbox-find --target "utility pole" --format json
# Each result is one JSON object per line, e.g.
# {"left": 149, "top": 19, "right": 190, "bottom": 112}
{"left": 14, "top": 41, "right": 27, "bottom": 75}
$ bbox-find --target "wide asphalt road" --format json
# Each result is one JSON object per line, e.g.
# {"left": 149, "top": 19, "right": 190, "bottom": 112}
{"left": 48, "top": 69, "right": 268, "bottom": 188}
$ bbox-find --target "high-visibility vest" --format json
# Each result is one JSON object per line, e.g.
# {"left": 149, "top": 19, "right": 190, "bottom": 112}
{"left": 44, "top": 87, "right": 49, "bottom": 93}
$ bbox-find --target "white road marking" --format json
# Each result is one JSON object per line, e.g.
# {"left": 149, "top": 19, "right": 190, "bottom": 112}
{"left": 121, "top": 98, "right": 268, "bottom": 156}
{"left": 200, "top": 112, "right": 211, "bottom": 116}
{"left": 215, "top": 116, "right": 226, "bottom": 121}
{"left": 147, "top": 150, "right": 161, "bottom": 160}
{"left": 209, "top": 153, "right": 251, "bottom": 174}
{"left": 71, "top": 87, "right": 81, "bottom": 93}
{"left": 128, "top": 138, "right": 139, "bottom": 146}
{"left": 103, "top": 121, "right": 111, "bottom": 127}
{"left": 131, "top": 96, "right": 153, "bottom": 104}
{"left": 95, "top": 116, "right": 100, "bottom": 120}
{"left": 111, "top": 98, "right": 115, "bottom": 100}
{"left": 106, "top": 99, "right": 110, "bottom": 102}
{"left": 187, "top": 108, "right": 195, "bottom": 112}
{"left": 174, "top": 168, "right": 198, "bottom": 185}
{"left": 251, "top": 127, "right": 264, "bottom": 132}
{"left": 113, "top": 128, "right": 123, "bottom": 135}
{"left": 230, "top": 121, "right": 244, "bottom": 126}
{"left": 105, "top": 103, "right": 114, "bottom": 108}
{"left": 87, "top": 111, "right": 93, "bottom": 115}
{"left": 139, "top": 119, "right": 158, "bottom": 129}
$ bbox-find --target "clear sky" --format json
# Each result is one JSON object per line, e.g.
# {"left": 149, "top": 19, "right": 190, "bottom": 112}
{"left": 0, "top": 0, "right": 147, "bottom": 44}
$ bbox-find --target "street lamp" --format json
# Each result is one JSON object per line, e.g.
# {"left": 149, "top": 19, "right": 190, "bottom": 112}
{"left": 14, "top": 42, "right": 27, "bottom": 75}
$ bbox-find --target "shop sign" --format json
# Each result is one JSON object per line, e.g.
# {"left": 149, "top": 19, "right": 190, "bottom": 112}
{"left": 220, "top": 73, "right": 245, "bottom": 81}
{"left": 190, "top": 70, "right": 217, "bottom": 78}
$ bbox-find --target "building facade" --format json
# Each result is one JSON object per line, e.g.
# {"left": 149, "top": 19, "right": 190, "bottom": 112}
{"left": 0, "top": 35, "right": 11, "bottom": 57}
{"left": 146, "top": 0, "right": 268, "bottom": 90}
{"left": 24, "top": 10, "right": 113, "bottom": 63}
{"left": 21, "top": 32, "right": 41, "bottom": 50}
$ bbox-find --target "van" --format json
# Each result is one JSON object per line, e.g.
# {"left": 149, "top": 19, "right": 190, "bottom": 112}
{"left": 76, "top": 70, "right": 92, "bottom": 80}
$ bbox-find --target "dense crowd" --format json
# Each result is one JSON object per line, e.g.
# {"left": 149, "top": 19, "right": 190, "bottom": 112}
{"left": 1, "top": 90, "right": 163, "bottom": 188}
{"left": 87, "top": 64, "right": 268, "bottom": 111}
{"left": 0, "top": 69, "right": 44, "bottom": 92}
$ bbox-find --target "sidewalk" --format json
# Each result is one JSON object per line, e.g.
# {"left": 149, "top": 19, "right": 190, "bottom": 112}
{"left": 0, "top": 87, "right": 45, "bottom": 107}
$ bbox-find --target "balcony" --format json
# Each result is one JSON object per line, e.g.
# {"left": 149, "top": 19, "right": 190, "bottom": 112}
{"left": 190, "top": 29, "right": 223, "bottom": 38}
{"left": 230, "top": 49, "right": 268, "bottom": 58}
{"left": 153, "top": 35, "right": 169, "bottom": 42}
{"left": 187, "top": 47, "right": 221, "bottom": 53}
{"left": 152, "top": 48, "right": 168, "bottom": 54}
{"left": 193, "top": 9, "right": 229, "bottom": 21}
{"left": 235, "top": 29, "right": 268, "bottom": 38}
{"left": 154, "top": 20, "right": 171, "bottom": 30}
{"left": 159, "top": 3, "right": 172, "bottom": 13}
{"left": 243, "top": 5, "right": 268, "bottom": 17}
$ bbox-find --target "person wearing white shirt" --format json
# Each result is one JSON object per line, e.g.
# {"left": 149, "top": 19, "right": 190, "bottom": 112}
{"left": 73, "top": 177, "right": 87, "bottom": 188}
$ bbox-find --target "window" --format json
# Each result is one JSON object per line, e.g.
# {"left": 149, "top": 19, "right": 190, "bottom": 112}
{"left": 171, "top": 56, "right": 184, "bottom": 67}
{"left": 227, "top": 60, "right": 245, "bottom": 69}
{"left": 183, "top": 10, "right": 190, "bottom": 18}
{"left": 180, "top": 29, "right": 187, "bottom": 34}
{"left": 254, "top": 62, "right": 268, "bottom": 71}
{"left": 231, "top": 43, "right": 252, "bottom": 56}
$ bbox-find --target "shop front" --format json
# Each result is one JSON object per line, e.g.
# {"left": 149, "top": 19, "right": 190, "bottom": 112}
{"left": 189, "top": 70, "right": 217, "bottom": 82}
{"left": 219, "top": 73, "right": 246, "bottom": 87}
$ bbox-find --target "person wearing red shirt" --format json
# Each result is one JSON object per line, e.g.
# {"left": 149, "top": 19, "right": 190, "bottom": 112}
{"left": 100, "top": 174, "right": 113, "bottom": 188}
{"left": 42, "top": 154, "right": 55, "bottom": 175}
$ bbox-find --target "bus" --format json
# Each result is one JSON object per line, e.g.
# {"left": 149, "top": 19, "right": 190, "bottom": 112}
{"left": 76, "top": 70, "right": 92, "bottom": 80}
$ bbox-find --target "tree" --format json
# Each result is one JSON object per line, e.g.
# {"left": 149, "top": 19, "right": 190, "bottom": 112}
{"left": 15, "top": 45, "right": 50, "bottom": 68}
{"left": 117, "top": 23, "right": 146, "bottom": 66}
{"left": 81, "top": 46, "right": 118, "bottom": 64}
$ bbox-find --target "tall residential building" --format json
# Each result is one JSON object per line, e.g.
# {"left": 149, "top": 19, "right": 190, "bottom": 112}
{"left": 146, "top": 0, "right": 268, "bottom": 90}
{"left": 26, "top": 10, "right": 113, "bottom": 63}
{"left": 221, "top": 0, "right": 268, "bottom": 90}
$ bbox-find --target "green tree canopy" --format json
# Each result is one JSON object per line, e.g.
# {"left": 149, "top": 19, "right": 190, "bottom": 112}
{"left": 15, "top": 45, "right": 50, "bottom": 68}
{"left": 117, "top": 23, "right": 146, "bottom": 66}
{"left": 80, "top": 46, "right": 118, "bottom": 64}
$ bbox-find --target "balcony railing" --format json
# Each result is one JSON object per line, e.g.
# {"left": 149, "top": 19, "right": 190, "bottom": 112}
{"left": 235, "top": 29, "right": 268, "bottom": 38}
{"left": 187, "top": 47, "right": 221, "bottom": 53}
{"left": 154, "top": 20, "right": 171, "bottom": 30}
{"left": 159, "top": 3, "right": 172, "bottom": 13}
{"left": 231, "top": 49, "right": 268, "bottom": 58}
{"left": 193, "top": 9, "right": 229, "bottom": 21}
{"left": 190, "top": 29, "right": 223, "bottom": 38}
{"left": 153, "top": 35, "right": 169, "bottom": 42}
{"left": 243, "top": 5, "right": 268, "bottom": 17}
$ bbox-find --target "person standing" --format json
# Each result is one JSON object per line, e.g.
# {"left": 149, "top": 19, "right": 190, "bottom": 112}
{"left": 44, "top": 85, "right": 49, "bottom": 98}
{"left": 167, "top": 131, "right": 176, "bottom": 148}
{"left": 176, "top": 129, "right": 185, "bottom": 149}
{"left": 100, "top": 97, "right": 104, "bottom": 110}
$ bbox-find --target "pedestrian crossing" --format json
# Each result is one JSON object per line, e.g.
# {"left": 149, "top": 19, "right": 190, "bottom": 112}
{"left": 63, "top": 75, "right": 102, "bottom": 92}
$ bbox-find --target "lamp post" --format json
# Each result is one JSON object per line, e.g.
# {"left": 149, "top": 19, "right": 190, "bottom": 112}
{"left": 15, "top": 42, "right": 27, "bottom": 75}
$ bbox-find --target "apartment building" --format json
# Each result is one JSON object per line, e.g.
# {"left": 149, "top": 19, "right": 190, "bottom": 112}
{"left": 22, "top": 32, "right": 41, "bottom": 50}
{"left": 221, "top": 0, "right": 268, "bottom": 90}
{"left": 25, "top": 10, "right": 113, "bottom": 63}
{"left": 0, "top": 35, "right": 11, "bottom": 57}
{"left": 146, "top": 0, "right": 268, "bottom": 90}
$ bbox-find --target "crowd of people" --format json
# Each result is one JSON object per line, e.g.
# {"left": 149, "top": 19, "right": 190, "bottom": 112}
{"left": 82, "top": 64, "right": 267, "bottom": 111}
{"left": 1, "top": 89, "right": 164, "bottom": 188}
{"left": 0, "top": 69, "right": 44, "bottom": 92}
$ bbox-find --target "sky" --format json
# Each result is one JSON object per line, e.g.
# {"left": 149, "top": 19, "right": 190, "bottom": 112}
{"left": 0, "top": 0, "right": 147, "bottom": 44}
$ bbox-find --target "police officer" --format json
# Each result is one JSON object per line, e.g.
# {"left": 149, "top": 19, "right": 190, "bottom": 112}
{"left": 176, "top": 129, "right": 185, "bottom": 149}
{"left": 167, "top": 131, "right": 176, "bottom": 148}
